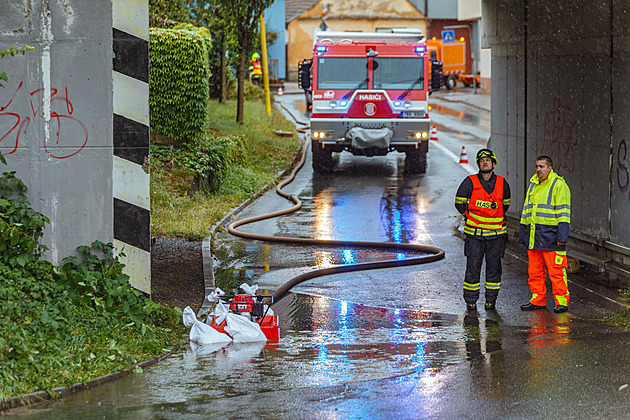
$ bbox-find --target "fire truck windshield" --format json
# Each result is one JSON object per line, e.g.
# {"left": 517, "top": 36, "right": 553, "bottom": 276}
{"left": 317, "top": 57, "right": 367, "bottom": 90}
{"left": 316, "top": 56, "right": 424, "bottom": 91}
{"left": 373, "top": 57, "right": 424, "bottom": 90}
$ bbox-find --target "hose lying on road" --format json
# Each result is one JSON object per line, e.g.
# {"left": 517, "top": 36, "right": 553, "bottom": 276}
{"left": 228, "top": 125, "right": 445, "bottom": 304}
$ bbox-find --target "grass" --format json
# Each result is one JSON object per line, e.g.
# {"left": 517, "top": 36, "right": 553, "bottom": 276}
{"left": 150, "top": 99, "right": 302, "bottom": 240}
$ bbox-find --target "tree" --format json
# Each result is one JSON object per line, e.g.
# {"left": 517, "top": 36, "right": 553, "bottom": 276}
{"left": 212, "top": 0, "right": 275, "bottom": 123}
{"left": 149, "top": 0, "right": 192, "bottom": 27}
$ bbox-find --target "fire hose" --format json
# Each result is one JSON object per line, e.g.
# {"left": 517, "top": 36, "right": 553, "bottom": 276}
{"left": 227, "top": 135, "right": 446, "bottom": 305}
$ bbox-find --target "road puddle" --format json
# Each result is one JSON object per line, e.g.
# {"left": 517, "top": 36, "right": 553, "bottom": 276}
{"left": 13, "top": 294, "right": 504, "bottom": 417}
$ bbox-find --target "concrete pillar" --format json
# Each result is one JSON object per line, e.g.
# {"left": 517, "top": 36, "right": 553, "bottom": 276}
{"left": 0, "top": 0, "right": 150, "bottom": 293}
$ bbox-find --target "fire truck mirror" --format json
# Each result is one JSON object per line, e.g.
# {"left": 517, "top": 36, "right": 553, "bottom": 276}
{"left": 298, "top": 59, "right": 312, "bottom": 90}
{"left": 431, "top": 61, "right": 443, "bottom": 92}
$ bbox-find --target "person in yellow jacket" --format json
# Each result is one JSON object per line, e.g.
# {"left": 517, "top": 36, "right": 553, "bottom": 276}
{"left": 518, "top": 156, "right": 571, "bottom": 313}
{"left": 249, "top": 52, "right": 262, "bottom": 85}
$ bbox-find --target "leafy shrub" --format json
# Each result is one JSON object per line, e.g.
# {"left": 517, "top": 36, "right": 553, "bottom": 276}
{"left": 149, "top": 26, "right": 212, "bottom": 141}
{"left": 227, "top": 79, "right": 274, "bottom": 103}
{"left": 0, "top": 157, "right": 184, "bottom": 401}
{"left": 175, "top": 133, "right": 245, "bottom": 193}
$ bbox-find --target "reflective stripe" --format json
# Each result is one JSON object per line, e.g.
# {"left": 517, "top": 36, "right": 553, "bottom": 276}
{"left": 468, "top": 214, "right": 504, "bottom": 223}
{"left": 546, "top": 178, "right": 559, "bottom": 204}
{"left": 535, "top": 211, "right": 570, "bottom": 218}
{"left": 555, "top": 295, "right": 568, "bottom": 306}
{"left": 464, "top": 225, "right": 507, "bottom": 236}
{"left": 455, "top": 196, "right": 469, "bottom": 204}
{"left": 537, "top": 204, "right": 570, "bottom": 211}
{"left": 464, "top": 282, "right": 481, "bottom": 291}
{"left": 485, "top": 282, "right": 501, "bottom": 290}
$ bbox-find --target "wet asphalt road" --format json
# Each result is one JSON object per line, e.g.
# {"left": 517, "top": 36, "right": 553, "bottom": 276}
{"left": 11, "top": 89, "right": 630, "bottom": 418}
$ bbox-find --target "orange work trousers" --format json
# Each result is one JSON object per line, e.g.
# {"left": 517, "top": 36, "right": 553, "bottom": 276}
{"left": 527, "top": 249, "right": 570, "bottom": 307}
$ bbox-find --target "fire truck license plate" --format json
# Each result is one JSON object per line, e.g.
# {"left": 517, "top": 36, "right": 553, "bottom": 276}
{"left": 401, "top": 111, "right": 424, "bottom": 118}
{"left": 237, "top": 304, "right": 248, "bottom": 310}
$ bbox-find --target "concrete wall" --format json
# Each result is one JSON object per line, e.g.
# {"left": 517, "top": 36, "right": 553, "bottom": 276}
{"left": 0, "top": 0, "right": 150, "bottom": 293}
{"left": 484, "top": 0, "right": 630, "bottom": 283}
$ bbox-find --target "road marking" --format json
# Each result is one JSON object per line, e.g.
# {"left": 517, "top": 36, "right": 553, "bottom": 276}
{"left": 429, "top": 141, "right": 476, "bottom": 174}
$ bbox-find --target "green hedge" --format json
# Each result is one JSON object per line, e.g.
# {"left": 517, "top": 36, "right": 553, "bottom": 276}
{"left": 149, "top": 27, "right": 212, "bottom": 141}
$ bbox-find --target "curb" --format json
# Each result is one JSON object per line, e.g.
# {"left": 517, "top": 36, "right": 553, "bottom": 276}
{"left": 199, "top": 105, "right": 308, "bottom": 316}
{"left": 0, "top": 349, "right": 175, "bottom": 412}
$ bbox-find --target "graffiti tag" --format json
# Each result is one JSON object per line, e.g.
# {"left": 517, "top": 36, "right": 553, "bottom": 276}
{"left": 618, "top": 139, "right": 629, "bottom": 199}
{"left": 542, "top": 97, "right": 577, "bottom": 173}
{"left": 0, "top": 82, "right": 88, "bottom": 159}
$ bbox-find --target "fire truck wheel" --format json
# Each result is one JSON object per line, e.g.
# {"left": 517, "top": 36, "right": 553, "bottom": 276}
{"left": 312, "top": 143, "right": 334, "bottom": 173}
{"left": 405, "top": 149, "right": 427, "bottom": 174}
{"left": 445, "top": 75, "right": 457, "bottom": 90}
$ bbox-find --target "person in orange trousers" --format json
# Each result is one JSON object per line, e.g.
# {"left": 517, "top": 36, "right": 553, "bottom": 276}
{"left": 518, "top": 156, "right": 571, "bottom": 313}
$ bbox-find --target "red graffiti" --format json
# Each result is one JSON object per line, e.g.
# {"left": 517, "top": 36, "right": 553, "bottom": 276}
{"left": 542, "top": 97, "right": 577, "bottom": 173}
{"left": 0, "top": 82, "right": 88, "bottom": 159}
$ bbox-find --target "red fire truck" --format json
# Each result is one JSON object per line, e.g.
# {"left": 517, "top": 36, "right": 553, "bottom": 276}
{"left": 298, "top": 29, "right": 441, "bottom": 173}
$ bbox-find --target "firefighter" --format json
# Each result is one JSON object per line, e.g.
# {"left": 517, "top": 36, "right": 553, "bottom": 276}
{"left": 518, "top": 155, "right": 571, "bottom": 313}
{"left": 249, "top": 52, "right": 262, "bottom": 85}
{"left": 455, "top": 149, "right": 511, "bottom": 311}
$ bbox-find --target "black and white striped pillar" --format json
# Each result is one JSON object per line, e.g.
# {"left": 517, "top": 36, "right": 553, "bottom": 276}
{"left": 112, "top": 1, "right": 151, "bottom": 294}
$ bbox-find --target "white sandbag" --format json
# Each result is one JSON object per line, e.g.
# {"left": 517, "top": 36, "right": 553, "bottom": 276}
{"left": 240, "top": 283, "right": 258, "bottom": 296}
{"left": 208, "top": 300, "right": 230, "bottom": 325}
{"left": 224, "top": 313, "right": 267, "bottom": 343}
{"left": 183, "top": 306, "right": 232, "bottom": 345}
{"left": 207, "top": 288, "right": 226, "bottom": 302}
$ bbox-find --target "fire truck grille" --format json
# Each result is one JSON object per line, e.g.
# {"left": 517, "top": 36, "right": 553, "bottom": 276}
{"left": 353, "top": 123, "right": 388, "bottom": 130}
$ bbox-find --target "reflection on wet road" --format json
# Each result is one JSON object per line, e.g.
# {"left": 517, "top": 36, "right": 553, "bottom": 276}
{"left": 18, "top": 292, "right": 627, "bottom": 419}
{"left": 20, "top": 294, "right": 504, "bottom": 417}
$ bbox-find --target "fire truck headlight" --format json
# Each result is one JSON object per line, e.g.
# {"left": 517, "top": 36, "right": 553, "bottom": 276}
{"left": 393, "top": 100, "right": 401, "bottom": 107}
{"left": 415, "top": 132, "right": 422, "bottom": 139}
{"left": 329, "top": 99, "right": 337, "bottom": 108}
{"left": 313, "top": 132, "right": 319, "bottom": 138}
{"left": 404, "top": 100, "right": 411, "bottom": 108}
{"left": 421, "top": 132, "right": 428, "bottom": 139}
{"left": 340, "top": 100, "right": 347, "bottom": 107}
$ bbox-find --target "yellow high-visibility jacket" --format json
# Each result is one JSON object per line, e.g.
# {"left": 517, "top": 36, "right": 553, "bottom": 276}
{"left": 518, "top": 170, "right": 571, "bottom": 250}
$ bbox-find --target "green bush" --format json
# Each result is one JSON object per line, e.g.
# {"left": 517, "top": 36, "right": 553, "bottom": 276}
{"left": 0, "top": 156, "right": 184, "bottom": 401}
{"left": 175, "top": 134, "right": 245, "bottom": 193}
{"left": 227, "top": 79, "right": 274, "bottom": 103}
{"left": 149, "top": 26, "right": 212, "bottom": 141}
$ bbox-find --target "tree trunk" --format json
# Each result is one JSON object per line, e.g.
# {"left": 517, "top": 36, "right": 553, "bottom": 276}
{"left": 219, "top": 29, "right": 227, "bottom": 103}
{"left": 236, "top": 43, "right": 248, "bottom": 124}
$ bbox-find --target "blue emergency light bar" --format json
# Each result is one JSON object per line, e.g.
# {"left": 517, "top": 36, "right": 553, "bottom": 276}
{"left": 316, "top": 46, "right": 328, "bottom": 53}
{"left": 414, "top": 46, "right": 426, "bottom": 54}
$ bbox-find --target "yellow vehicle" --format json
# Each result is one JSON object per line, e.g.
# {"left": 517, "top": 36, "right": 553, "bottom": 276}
{"left": 427, "top": 38, "right": 479, "bottom": 89}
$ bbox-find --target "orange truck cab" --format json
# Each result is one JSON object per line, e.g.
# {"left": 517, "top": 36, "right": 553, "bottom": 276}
{"left": 427, "top": 38, "right": 480, "bottom": 90}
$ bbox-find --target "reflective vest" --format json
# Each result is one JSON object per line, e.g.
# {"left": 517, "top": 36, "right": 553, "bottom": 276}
{"left": 519, "top": 171, "right": 571, "bottom": 249}
{"left": 464, "top": 174, "right": 506, "bottom": 236}
{"left": 250, "top": 60, "right": 262, "bottom": 76}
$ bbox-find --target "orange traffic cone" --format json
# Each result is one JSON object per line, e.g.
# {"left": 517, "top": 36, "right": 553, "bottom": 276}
{"left": 278, "top": 86, "right": 283, "bottom": 96}
{"left": 459, "top": 146, "right": 468, "bottom": 164}
{"left": 429, "top": 125, "right": 438, "bottom": 141}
